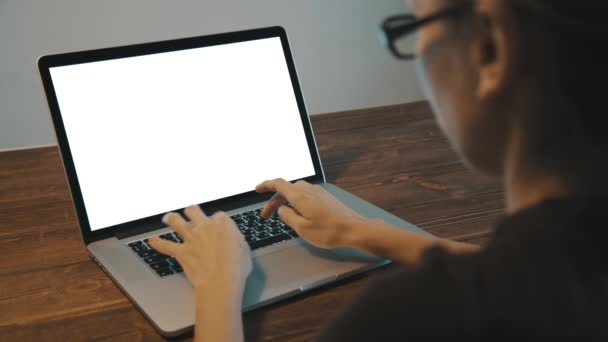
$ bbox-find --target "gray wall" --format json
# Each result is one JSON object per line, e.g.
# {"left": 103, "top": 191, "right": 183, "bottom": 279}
{"left": 0, "top": 0, "right": 423, "bottom": 150}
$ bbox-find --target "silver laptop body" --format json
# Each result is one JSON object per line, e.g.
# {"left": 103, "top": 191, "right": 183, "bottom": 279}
{"left": 38, "top": 26, "right": 426, "bottom": 336}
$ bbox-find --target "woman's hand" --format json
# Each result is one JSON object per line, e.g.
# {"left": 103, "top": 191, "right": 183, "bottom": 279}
{"left": 149, "top": 205, "right": 251, "bottom": 342}
{"left": 255, "top": 178, "right": 368, "bottom": 249}
{"left": 149, "top": 205, "right": 252, "bottom": 293}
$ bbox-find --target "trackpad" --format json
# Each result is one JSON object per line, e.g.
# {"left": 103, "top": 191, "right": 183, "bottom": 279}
{"left": 242, "top": 241, "right": 383, "bottom": 309}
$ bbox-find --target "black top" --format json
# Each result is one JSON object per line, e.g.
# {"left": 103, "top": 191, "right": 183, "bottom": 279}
{"left": 318, "top": 195, "right": 608, "bottom": 340}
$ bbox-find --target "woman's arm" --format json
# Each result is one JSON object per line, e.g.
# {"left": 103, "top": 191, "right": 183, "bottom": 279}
{"left": 195, "top": 283, "right": 246, "bottom": 342}
{"left": 256, "top": 178, "right": 480, "bottom": 265}
{"left": 345, "top": 217, "right": 480, "bottom": 265}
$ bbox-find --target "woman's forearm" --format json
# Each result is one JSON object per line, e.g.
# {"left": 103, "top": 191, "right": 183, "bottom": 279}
{"left": 344, "top": 218, "right": 481, "bottom": 265}
{"left": 195, "top": 284, "right": 245, "bottom": 342}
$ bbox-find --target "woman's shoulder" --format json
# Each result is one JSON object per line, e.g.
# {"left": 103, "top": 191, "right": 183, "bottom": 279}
{"left": 317, "top": 246, "right": 481, "bottom": 341}
{"left": 318, "top": 194, "right": 608, "bottom": 341}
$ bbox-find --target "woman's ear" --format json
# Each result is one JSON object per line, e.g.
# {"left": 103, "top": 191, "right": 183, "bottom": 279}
{"left": 472, "top": 0, "right": 514, "bottom": 101}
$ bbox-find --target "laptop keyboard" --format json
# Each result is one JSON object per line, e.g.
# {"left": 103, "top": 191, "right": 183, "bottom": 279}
{"left": 127, "top": 208, "right": 299, "bottom": 277}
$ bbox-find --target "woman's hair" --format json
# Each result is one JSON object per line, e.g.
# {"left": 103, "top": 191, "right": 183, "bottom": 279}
{"left": 512, "top": 0, "right": 608, "bottom": 137}
{"left": 504, "top": 0, "right": 608, "bottom": 179}
{"left": 511, "top": 1, "right": 608, "bottom": 33}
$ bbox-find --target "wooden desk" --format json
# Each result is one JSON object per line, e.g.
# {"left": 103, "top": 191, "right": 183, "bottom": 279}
{"left": 0, "top": 102, "right": 504, "bottom": 341}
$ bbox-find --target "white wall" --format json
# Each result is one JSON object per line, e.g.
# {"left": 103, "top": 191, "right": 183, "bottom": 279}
{"left": 0, "top": 0, "right": 423, "bottom": 150}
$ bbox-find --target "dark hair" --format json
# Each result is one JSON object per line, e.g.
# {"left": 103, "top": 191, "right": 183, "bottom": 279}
{"left": 513, "top": 1, "right": 608, "bottom": 134}
{"left": 505, "top": 0, "right": 608, "bottom": 181}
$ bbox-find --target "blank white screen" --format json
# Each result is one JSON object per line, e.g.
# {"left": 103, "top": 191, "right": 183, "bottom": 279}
{"left": 49, "top": 37, "right": 316, "bottom": 231}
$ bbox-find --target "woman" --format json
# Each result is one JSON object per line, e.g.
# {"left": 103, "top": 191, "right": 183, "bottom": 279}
{"left": 150, "top": 0, "right": 608, "bottom": 340}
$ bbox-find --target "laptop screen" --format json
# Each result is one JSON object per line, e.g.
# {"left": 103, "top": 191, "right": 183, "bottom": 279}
{"left": 48, "top": 37, "right": 316, "bottom": 232}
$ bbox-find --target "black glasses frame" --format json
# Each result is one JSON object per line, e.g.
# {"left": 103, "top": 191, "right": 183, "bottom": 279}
{"left": 380, "top": 2, "right": 472, "bottom": 60}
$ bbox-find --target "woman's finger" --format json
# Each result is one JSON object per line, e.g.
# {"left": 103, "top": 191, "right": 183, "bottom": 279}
{"left": 162, "top": 212, "right": 192, "bottom": 239}
{"left": 255, "top": 178, "right": 302, "bottom": 205}
{"left": 277, "top": 205, "right": 309, "bottom": 232}
{"left": 184, "top": 205, "right": 208, "bottom": 225}
{"left": 148, "top": 236, "right": 181, "bottom": 256}
{"left": 260, "top": 194, "right": 288, "bottom": 219}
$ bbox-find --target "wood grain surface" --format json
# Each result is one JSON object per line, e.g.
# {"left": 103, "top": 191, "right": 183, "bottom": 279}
{"left": 0, "top": 102, "right": 504, "bottom": 341}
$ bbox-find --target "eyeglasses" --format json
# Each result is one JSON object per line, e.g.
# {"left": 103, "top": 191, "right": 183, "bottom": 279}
{"left": 379, "top": 2, "right": 472, "bottom": 60}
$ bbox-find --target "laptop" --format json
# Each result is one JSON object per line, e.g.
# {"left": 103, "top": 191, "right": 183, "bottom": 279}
{"left": 38, "top": 26, "right": 426, "bottom": 336}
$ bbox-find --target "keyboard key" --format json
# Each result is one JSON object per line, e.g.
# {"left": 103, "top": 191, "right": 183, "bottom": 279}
{"left": 128, "top": 235, "right": 183, "bottom": 277}
{"left": 269, "top": 228, "right": 283, "bottom": 236}
{"left": 249, "top": 233, "right": 291, "bottom": 250}
{"left": 256, "top": 232, "right": 270, "bottom": 240}
{"left": 137, "top": 249, "right": 159, "bottom": 258}
{"left": 128, "top": 241, "right": 148, "bottom": 252}
{"left": 150, "top": 260, "right": 170, "bottom": 270}
{"left": 241, "top": 228, "right": 255, "bottom": 237}
{"left": 245, "top": 235, "right": 258, "bottom": 243}
{"left": 128, "top": 241, "right": 144, "bottom": 247}
{"left": 143, "top": 254, "right": 168, "bottom": 264}
{"left": 253, "top": 224, "right": 268, "bottom": 233}
{"left": 130, "top": 245, "right": 148, "bottom": 253}
{"left": 156, "top": 268, "right": 174, "bottom": 277}
{"left": 156, "top": 232, "right": 182, "bottom": 243}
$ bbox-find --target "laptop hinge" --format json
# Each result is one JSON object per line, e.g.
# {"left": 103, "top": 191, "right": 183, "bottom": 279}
{"left": 114, "top": 191, "right": 276, "bottom": 240}
{"left": 310, "top": 178, "right": 324, "bottom": 185}
{"left": 115, "top": 221, "right": 165, "bottom": 240}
